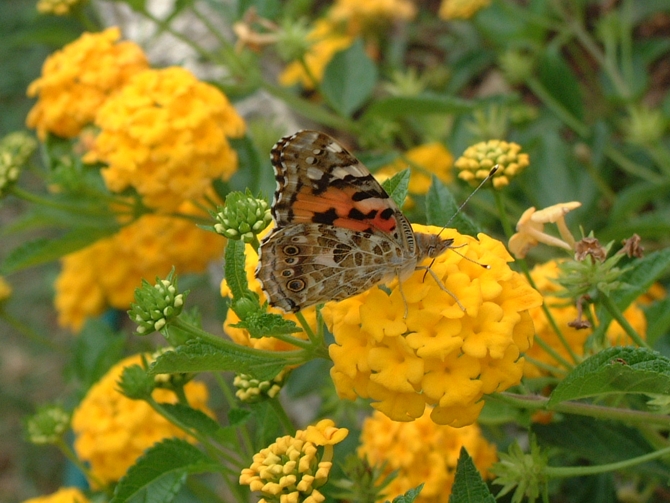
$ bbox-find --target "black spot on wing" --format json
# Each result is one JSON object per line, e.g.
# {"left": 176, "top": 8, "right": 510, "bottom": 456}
{"left": 348, "top": 208, "right": 378, "bottom": 220}
{"left": 379, "top": 207, "right": 394, "bottom": 220}
{"left": 311, "top": 207, "right": 339, "bottom": 225}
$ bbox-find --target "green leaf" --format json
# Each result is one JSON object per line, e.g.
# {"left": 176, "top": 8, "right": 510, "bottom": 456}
{"left": 111, "top": 438, "right": 217, "bottom": 503}
{"left": 645, "top": 297, "right": 670, "bottom": 346}
{"left": 231, "top": 310, "right": 302, "bottom": 338}
{"left": 537, "top": 47, "right": 584, "bottom": 121}
{"left": 228, "top": 135, "right": 266, "bottom": 194}
{"left": 387, "top": 484, "right": 424, "bottom": 503}
{"left": 449, "top": 448, "right": 496, "bottom": 503}
{"left": 425, "top": 176, "right": 480, "bottom": 236}
{"left": 149, "top": 341, "right": 287, "bottom": 381}
{"left": 224, "top": 240, "right": 251, "bottom": 301}
{"left": 381, "top": 169, "right": 410, "bottom": 208}
{"left": 68, "top": 319, "right": 126, "bottom": 393}
{"left": 548, "top": 347, "right": 670, "bottom": 405}
{"left": 160, "top": 403, "right": 236, "bottom": 446}
{"left": 533, "top": 416, "right": 669, "bottom": 478}
{"left": 1, "top": 226, "right": 119, "bottom": 274}
{"left": 322, "top": 38, "right": 377, "bottom": 117}
{"left": 364, "top": 94, "right": 474, "bottom": 120}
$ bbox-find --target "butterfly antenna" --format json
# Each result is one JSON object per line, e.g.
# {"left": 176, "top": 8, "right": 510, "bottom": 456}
{"left": 437, "top": 165, "right": 499, "bottom": 237}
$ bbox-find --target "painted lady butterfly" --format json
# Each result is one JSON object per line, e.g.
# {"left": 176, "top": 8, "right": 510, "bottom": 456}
{"left": 255, "top": 130, "right": 454, "bottom": 313}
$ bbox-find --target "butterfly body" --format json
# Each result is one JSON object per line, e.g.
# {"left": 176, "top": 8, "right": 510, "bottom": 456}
{"left": 255, "top": 130, "right": 453, "bottom": 313}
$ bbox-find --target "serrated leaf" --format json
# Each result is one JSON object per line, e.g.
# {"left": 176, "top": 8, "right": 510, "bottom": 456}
{"left": 449, "top": 448, "right": 496, "bottom": 503}
{"left": 364, "top": 94, "right": 474, "bottom": 120}
{"left": 322, "top": 38, "right": 377, "bottom": 117}
{"left": 381, "top": 169, "right": 410, "bottom": 208}
{"left": 160, "top": 404, "right": 236, "bottom": 446}
{"left": 224, "top": 240, "right": 250, "bottom": 300}
{"left": 1, "top": 227, "right": 119, "bottom": 274}
{"left": 149, "top": 341, "right": 288, "bottom": 381}
{"left": 533, "top": 416, "right": 669, "bottom": 478}
{"left": 231, "top": 310, "right": 302, "bottom": 338}
{"left": 425, "top": 176, "right": 480, "bottom": 236}
{"left": 387, "top": 484, "right": 424, "bottom": 503}
{"left": 548, "top": 347, "right": 670, "bottom": 405}
{"left": 111, "top": 438, "right": 217, "bottom": 503}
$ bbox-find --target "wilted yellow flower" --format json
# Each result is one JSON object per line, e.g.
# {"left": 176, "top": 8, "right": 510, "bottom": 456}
{"left": 279, "top": 19, "right": 354, "bottom": 89}
{"left": 508, "top": 202, "right": 582, "bottom": 259}
{"left": 359, "top": 410, "right": 497, "bottom": 502}
{"left": 22, "top": 487, "right": 89, "bottom": 503}
{"left": 36, "top": 0, "right": 83, "bottom": 15}
{"left": 83, "top": 67, "right": 245, "bottom": 211}
{"left": 376, "top": 143, "right": 454, "bottom": 195}
{"left": 524, "top": 260, "right": 649, "bottom": 378}
{"left": 322, "top": 225, "right": 543, "bottom": 426}
{"left": 330, "top": 0, "right": 417, "bottom": 33}
{"left": 240, "top": 419, "right": 348, "bottom": 503}
{"left": 55, "top": 201, "right": 224, "bottom": 331}
{"left": 0, "top": 276, "right": 11, "bottom": 303}
{"left": 26, "top": 27, "right": 148, "bottom": 140}
{"left": 220, "top": 228, "right": 317, "bottom": 351}
{"left": 72, "top": 354, "right": 212, "bottom": 486}
{"left": 439, "top": 0, "right": 492, "bottom": 20}
{"left": 455, "top": 139, "right": 529, "bottom": 189}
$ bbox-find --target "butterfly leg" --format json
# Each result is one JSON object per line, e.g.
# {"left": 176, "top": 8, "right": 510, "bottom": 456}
{"left": 416, "top": 266, "right": 466, "bottom": 312}
{"left": 396, "top": 273, "right": 410, "bottom": 319}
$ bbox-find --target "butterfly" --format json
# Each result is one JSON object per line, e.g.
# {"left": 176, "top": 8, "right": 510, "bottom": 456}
{"left": 255, "top": 130, "right": 455, "bottom": 314}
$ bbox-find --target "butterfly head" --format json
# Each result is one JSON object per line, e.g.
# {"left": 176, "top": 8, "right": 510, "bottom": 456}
{"left": 416, "top": 232, "right": 454, "bottom": 261}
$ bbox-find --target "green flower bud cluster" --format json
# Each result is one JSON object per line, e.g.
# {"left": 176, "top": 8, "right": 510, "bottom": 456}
{"left": 118, "top": 364, "right": 155, "bottom": 400}
{"left": 234, "top": 369, "right": 288, "bottom": 403}
{"left": 214, "top": 190, "right": 272, "bottom": 243}
{"left": 276, "top": 17, "right": 313, "bottom": 63}
{"left": 129, "top": 271, "right": 188, "bottom": 335}
{"left": 0, "top": 132, "right": 37, "bottom": 197}
{"left": 26, "top": 404, "right": 70, "bottom": 445}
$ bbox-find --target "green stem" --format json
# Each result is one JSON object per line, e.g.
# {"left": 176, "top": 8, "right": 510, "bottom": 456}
{"left": 602, "top": 145, "right": 664, "bottom": 184}
{"left": 516, "top": 259, "right": 580, "bottom": 366}
{"left": 598, "top": 293, "right": 650, "bottom": 349}
{"left": 0, "top": 310, "right": 63, "bottom": 352}
{"left": 546, "top": 445, "right": 670, "bottom": 478}
{"left": 492, "top": 190, "right": 514, "bottom": 240}
{"left": 490, "top": 392, "right": 670, "bottom": 427}
{"left": 56, "top": 437, "right": 107, "bottom": 492}
{"left": 213, "top": 372, "right": 254, "bottom": 457}
{"left": 269, "top": 397, "right": 296, "bottom": 435}
{"left": 9, "top": 186, "right": 123, "bottom": 217}
{"left": 523, "top": 355, "right": 567, "bottom": 377}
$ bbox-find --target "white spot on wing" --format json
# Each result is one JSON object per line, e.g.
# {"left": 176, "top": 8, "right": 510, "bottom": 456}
{"left": 306, "top": 167, "right": 323, "bottom": 180}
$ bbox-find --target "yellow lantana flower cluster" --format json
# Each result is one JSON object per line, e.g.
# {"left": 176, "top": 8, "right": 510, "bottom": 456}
{"left": 220, "top": 234, "right": 317, "bottom": 352}
{"left": 22, "top": 487, "right": 88, "bottom": 503}
{"left": 72, "top": 354, "right": 212, "bottom": 487}
{"left": 36, "top": 0, "right": 83, "bottom": 16}
{"left": 240, "top": 419, "right": 348, "bottom": 503}
{"left": 359, "top": 410, "right": 497, "bottom": 502}
{"left": 524, "top": 259, "right": 649, "bottom": 378}
{"left": 0, "top": 275, "right": 11, "bottom": 303}
{"left": 322, "top": 225, "right": 543, "bottom": 426}
{"left": 439, "top": 0, "right": 492, "bottom": 20}
{"left": 329, "top": 0, "right": 417, "bottom": 33}
{"left": 26, "top": 27, "right": 148, "bottom": 140}
{"left": 375, "top": 143, "right": 454, "bottom": 195}
{"left": 455, "top": 140, "right": 530, "bottom": 189}
{"left": 83, "top": 66, "right": 245, "bottom": 211}
{"left": 55, "top": 201, "right": 224, "bottom": 331}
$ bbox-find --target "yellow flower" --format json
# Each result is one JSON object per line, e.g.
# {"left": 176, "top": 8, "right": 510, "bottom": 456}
{"left": 0, "top": 276, "right": 11, "bottom": 303}
{"left": 376, "top": 143, "right": 454, "bottom": 195}
{"left": 279, "top": 19, "right": 354, "bottom": 90}
{"left": 22, "top": 487, "right": 89, "bottom": 503}
{"left": 359, "top": 410, "right": 497, "bottom": 503}
{"left": 72, "top": 354, "right": 212, "bottom": 487}
{"left": 240, "top": 420, "right": 348, "bottom": 503}
{"left": 220, "top": 229, "right": 317, "bottom": 351}
{"left": 524, "top": 260, "right": 648, "bottom": 378}
{"left": 454, "top": 139, "right": 529, "bottom": 189}
{"left": 83, "top": 67, "right": 245, "bottom": 211}
{"left": 26, "top": 27, "right": 148, "bottom": 140}
{"left": 55, "top": 201, "right": 224, "bottom": 332}
{"left": 439, "top": 0, "right": 492, "bottom": 20}
{"left": 329, "top": 0, "right": 417, "bottom": 34}
{"left": 36, "top": 0, "right": 83, "bottom": 15}
{"left": 508, "top": 202, "right": 582, "bottom": 259}
{"left": 322, "top": 225, "right": 543, "bottom": 426}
